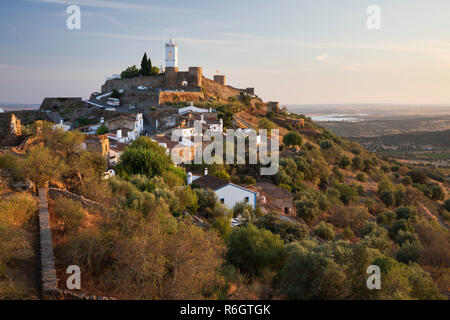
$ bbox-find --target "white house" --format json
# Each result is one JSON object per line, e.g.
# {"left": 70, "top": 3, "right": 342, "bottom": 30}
{"left": 188, "top": 169, "right": 257, "bottom": 210}
{"left": 178, "top": 102, "right": 214, "bottom": 115}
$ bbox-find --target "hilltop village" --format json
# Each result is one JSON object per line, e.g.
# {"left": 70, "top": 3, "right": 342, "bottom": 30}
{"left": 0, "top": 38, "right": 448, "bottom": 301}
{"left": 0, "top": 38, "right": 303, "bottom": 216}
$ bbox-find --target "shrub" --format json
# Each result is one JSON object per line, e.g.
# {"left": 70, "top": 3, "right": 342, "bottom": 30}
{"left": 376, "top": 211, "right": 395, "bottom": 226}
{"left": 329, "top": 205, "right": 369, "bottom": 235}
{"left": 380, "top": 190, "right": 395, "bottom": 207}
{"left": 352, "top": 156, "right": 364, "bottom": 171}
{"left": 227, "top": 224, "right": 286, "bottom": 276}
{"left": 54, "top": 198, "right": 86, "bottom": 233}
{"left": 395, "top": 207, "right": 418, "bottom": 221}
{"left": 212, "top": 216, "right": 232, "bottom": 239}
{"left": 320, "top": 140, "right": 333, "bottom": 150}
{"left": 407, "top": 170, "right": 428, "bottom": 184}
{"left": 342, "top": 226, "right": 356, "bottom": 240}
{"left": 443, "top": 199, "right": 450, "bottom": 212}
{"left": 340, "top": 156, "right": 351, "bottom": 169}
{"left": 314, "top": 222, "right": 335, "bottom": 241}
{"left": 395, "top": 240, "right": 422, "bottom": 263}
{"left": 256, "top": 213, "right": 308, "bottom": 243}
{"left": 295, "top": 200, "right": 321, "bottom": 226}
{"left": 356, "top": 173, "right": 367, "bottom": 182}
{"left": 401, "top": 176, "right": 413, "bottom": 186}
{"left": 242, "top": 175, "right": 256, "bottom": 185}
{"left": 283, "top": 131, "right": 303, "bottom": 147}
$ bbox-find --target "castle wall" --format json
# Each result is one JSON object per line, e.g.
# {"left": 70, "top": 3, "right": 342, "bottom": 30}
{"left": 158, "top": 91, "right": 204, "bottom": 105}
{"left": 214, "top": 75, "right": 226, "bottom": 85}
{"left": 101, "top": 75, "right": 165, "bottom": 93}
{"left": 201, "top": 77, "right": 240, "bottom": 100}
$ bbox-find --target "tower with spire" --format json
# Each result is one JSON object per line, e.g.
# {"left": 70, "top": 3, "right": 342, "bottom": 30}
{"left": 165, "top": 36, "right": 178, "bottom": 68}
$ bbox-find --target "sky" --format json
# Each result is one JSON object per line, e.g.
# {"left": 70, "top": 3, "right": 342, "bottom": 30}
{"left": 1, "top": 0, "right": 450, "bottom": 105}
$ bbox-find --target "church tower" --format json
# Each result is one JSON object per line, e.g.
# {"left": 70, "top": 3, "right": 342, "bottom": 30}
{"left": 165, "top": 36, "right": 178, "bottom": 68}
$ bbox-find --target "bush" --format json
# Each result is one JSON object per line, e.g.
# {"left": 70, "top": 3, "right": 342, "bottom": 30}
{"left": 356, "top": 173, "right": 367, "bottom": 182}
{"left": 376, "top": 211, "right": 395, "bottom": 226}
{"left": 395, "top": 207, "right": 418, "bottom": 221}
{"left": 342, "top": 226, "right": 355, "bottom": 240}
{"left": 227, "top": 224, "right": 286, "bottom": 276}
{"left": 352, "top": 156, "right": 364, "bottom": 171}
{"left": 395, "top": 240, "right": 422, "bottom": 263}
{"left": 407, "top": 170, "right": 428, "bottom": 184}
{"left": 256, "top": 213, "right": 308, "bottom": 243}
{"left": 320, "top": 140, "right": 333, "bottom": 150}
{"left": 212, "top": 216, "right": 232, "bottom": 239}
{"left": 314, "top": 222, "right": 335, "bottom": 241}
{"left": 444, "top": 199, "right": 450, "bottom": 212}
{"left": 120, "top": 65, "right": 140, "bottom": 79}
{"left": 380, "top": 190, "right": 395, "bottom": 207}
{"left": 283, "top": 131, "right": 303, "bottom": 147}
{"left": 329, "top": 206, "right": 370, "bottom": 235}
{"left": 295, "top": 200, "right": 321, "bottom": 226}
{"left": 340, "top": 156, "right": 351, "bottom": 169}
{"left": 54, "top": 198, "right": 86, "bottom": 233}
{"left": 401, "top": 176, "right": 413, "bottom": 186}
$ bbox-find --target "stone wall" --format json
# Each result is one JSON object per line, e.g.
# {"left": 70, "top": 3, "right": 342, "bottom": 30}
{"left": 38, "top": 188, "right": 115, "bottom": 300}
{"left": 101, "top": 75, "right": 165, "bottom": 93}
{"left": 158, "top": 91, "right": 204, "bottom": 105}
{"left": 38, "top": 188, "right": 58, "bottom": 298}
{"left": 201, "top": 77, "right": 240, "bottom": 100}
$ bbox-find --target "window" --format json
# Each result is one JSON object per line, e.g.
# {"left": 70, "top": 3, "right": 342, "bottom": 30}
{"left": 220, "top": 199, "right": 225, "bottom": 204}
{"left": 245, "top": 197, "right": 249, "bottom": 203}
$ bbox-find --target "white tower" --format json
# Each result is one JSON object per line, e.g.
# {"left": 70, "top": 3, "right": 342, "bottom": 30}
{"left": 165, "top": 36, "right": 178, "bottom": 68}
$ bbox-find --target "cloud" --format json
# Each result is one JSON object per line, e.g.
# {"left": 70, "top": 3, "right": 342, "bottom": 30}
{"left": 315, "top": 54, "right": 329, "bottom": 62}
{"left": 30, "top": 0, "right": 187, "bottom": 13}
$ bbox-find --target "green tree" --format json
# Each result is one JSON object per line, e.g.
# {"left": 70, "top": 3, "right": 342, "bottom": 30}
{"left": 116, "top": 137, "right": 180, "bottom": 179}
{"left": 258, "top": 118, "right": 277, "bottom": 134}
{"left": 340, "top": 156, "right": 351, "bottom": 169}
{"left": 444, "top": 199, "right": 450, "bottom": 212}
{"left": 140, "top": 52, "right": 150, "bottom": 76}
{"left": 96, "top": 125, "right": 108, "bottom": 135}
{"left": 227, "top": 224, "right": 286, "bottom": 276}
{"left": 213, "top": 216, "right": 232, "bottom": 239}
{"left": 120, "top": 65, "right": 140, "bottom": 79}
{"left": 314, "top": 222, "right": 335, "bottom": 241}
{"left": 20, "top": 146, "right": 66, "bottom": 193}
{"left": 352, "top": 156, "right": 364, "bottom": 171}
{"left": 277, "top": 240, "right": 350, "bottom": 299}
{"left": 283, "top": 131, "right": 303, "bottom": 148}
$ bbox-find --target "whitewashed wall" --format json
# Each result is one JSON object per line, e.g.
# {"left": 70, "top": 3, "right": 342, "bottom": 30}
{"left": 215, "top": 184, "right": 256, "bottom": 210}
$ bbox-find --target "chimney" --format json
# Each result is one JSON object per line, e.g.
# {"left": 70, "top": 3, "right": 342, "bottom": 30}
{"left": 187, "top": 172, "right": 193, "bottom": 185}
{"left": 117, "top": 129, "right": 122, "bottom": 139}
{"left": 204, "top": 167, "right": 208, "bottom": 176}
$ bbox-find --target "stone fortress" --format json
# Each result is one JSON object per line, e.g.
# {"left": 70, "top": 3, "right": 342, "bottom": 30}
{"left": 99, "top": 37, "right": 256, "bottom": 107}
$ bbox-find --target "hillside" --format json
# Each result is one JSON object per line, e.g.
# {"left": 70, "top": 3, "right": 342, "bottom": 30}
{"left": 0, "top": 100, "right": 449, "bottom": 300}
